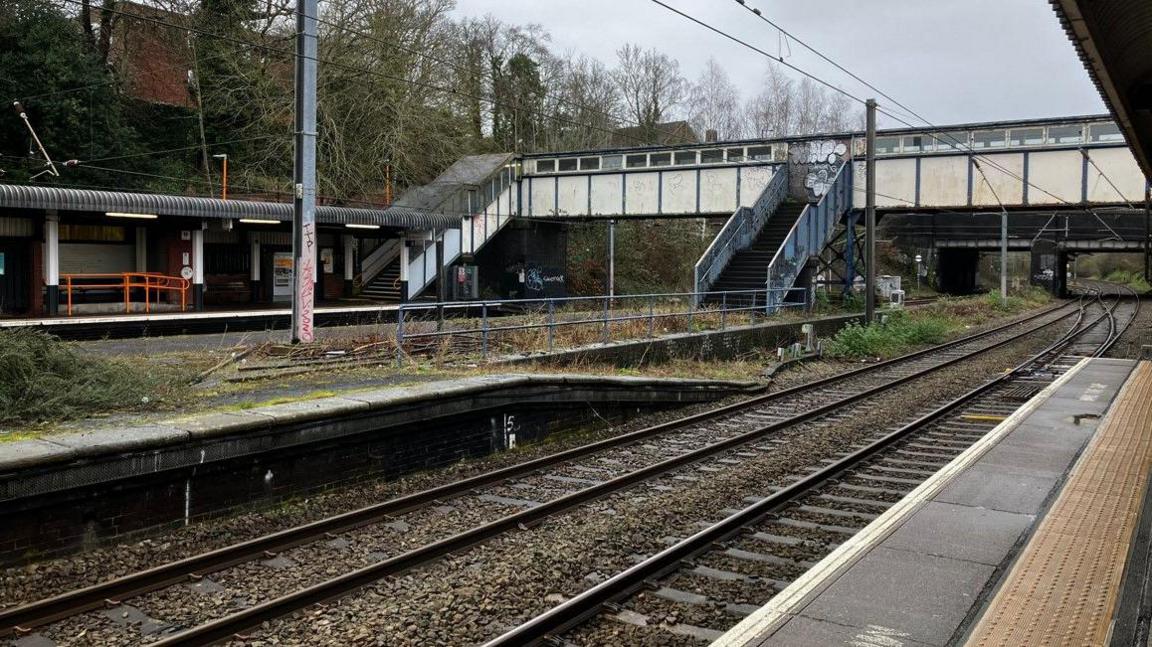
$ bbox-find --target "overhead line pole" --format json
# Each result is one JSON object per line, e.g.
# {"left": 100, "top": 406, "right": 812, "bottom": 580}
{"left": 291, "top": 0, "right": 318, "bottom": 343}
{"left": 865, "top": 99, "right": 877, "bottom": 324}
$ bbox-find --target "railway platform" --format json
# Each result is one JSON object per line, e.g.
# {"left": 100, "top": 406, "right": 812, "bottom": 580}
{"left": 0, "top": 302, "right": 402, "bottom": 340}
{"left": 714, "top": 356, "right": 1152, "bottom": 647}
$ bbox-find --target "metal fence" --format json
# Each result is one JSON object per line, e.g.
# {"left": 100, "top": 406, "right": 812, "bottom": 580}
{"left": 394, "top": 287, "right": 809, "bottom": 364}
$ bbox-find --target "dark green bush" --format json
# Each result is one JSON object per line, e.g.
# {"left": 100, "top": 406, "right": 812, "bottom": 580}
{"left": 0, "top": 330, "right": 173, "bottom": 425}
{"left": 824, "top": 311, "right": 955, "bottom": 359}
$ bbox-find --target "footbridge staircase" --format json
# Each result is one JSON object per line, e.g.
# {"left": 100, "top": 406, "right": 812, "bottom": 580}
{"left": 694, "top": 160, "right": 854, "bottom": 309}
{"left": 357, "top": 153, "right": 518, "bottom": 301}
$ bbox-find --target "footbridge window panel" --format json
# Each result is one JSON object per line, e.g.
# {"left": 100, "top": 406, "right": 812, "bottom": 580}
{"left": 701, "top": 149, "right": 724, "bottom": 164}
{"left": 1048, "top": 124, "right": 1084, "bottom": 145}
{"left": 626, "top": 154, "right": 648, "bottom": 169}
{"left": 1011, "top": 128, "right": 1045, "bottom": 147}
{"left": 875, "top": 136, "right": 900, "bottom": 154}
{"left": 1089, "top": 122, "right": 1124, "bottom": 143}
{"left": 932, "top": 131, "right": 970, "bottom": 154}
{"left": 972, "top": 129, "right": 1008, "bottom": 150}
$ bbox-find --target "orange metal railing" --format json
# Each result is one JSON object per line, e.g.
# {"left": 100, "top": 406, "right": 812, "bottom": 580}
{"left": 62, "top": 272, "right": 190, "bottom": 316}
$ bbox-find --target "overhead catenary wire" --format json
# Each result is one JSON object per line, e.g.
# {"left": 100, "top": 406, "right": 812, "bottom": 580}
{"left": 668, "top": 0, "right": 1123, "bottom": 214}
{"left": 730, "top": 0, "right": 1090, "bottom": 205}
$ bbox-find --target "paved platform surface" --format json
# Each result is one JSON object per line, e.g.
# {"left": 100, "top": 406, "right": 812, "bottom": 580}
{"left": 965, "top": 360, "right": 1152, "bottom": 646}
{"left": 713, "top": 357, "right": 1142, "bottom": 647}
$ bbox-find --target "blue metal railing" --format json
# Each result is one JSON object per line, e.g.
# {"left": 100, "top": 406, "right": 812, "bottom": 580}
{"left": 765, "top": 162, "right": 853, "bottom": 311}
{"left": 693, "top": 165, "right": 789, "bottom": 302}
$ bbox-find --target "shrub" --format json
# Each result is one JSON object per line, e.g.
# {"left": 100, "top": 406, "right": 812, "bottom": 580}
{"left": 825, "top": 311, "right": 956, "bottom": 359}
{"left": 0, "top": 330, "right": 178, "bottom": 425}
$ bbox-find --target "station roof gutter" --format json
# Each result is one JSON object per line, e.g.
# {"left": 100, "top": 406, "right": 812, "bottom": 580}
{"left": 0, "top": 184, "right": 462, "bottom": 229}
{"left": 1051, "top": 0, "right": 1152, "bottom": 180}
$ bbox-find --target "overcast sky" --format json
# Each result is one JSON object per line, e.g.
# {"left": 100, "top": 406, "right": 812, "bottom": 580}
{"left": 450, "top": 0, "right": 1105, "bottom": 129}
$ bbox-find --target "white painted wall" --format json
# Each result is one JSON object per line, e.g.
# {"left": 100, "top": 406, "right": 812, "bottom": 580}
{"left": 700, "top": 168, "right": 739, "bottom": 214}
{"left": 1086, "top": 147, "right": 1146, "bottom": 203}
{"left": 529, "top": 177, "right": 554, "bottom": 217}
{"left": 739, "top": 166, "right": 775, "bottom": 207}
{"left": 590, "top": 174, "right": 623, "bottom": 216}
{"left": 556, "top": 175, "right": 589, "bottom": 217}
{"left": 1028, "top": 149, "right": 1083, "bottom": 204}
{"left": 625, "top": 173, "right": 659, "bottom": 215}
{"left": 661, "top": 170, "right": 697, "bottom": 214}
{"left": 875, "top": 158, "right": 918, "bottom": 208}
{"left": 972, "top": 153, "right": 1025, "bottom": 205}
{"left": 917, "top": 156, "right": 970, "bottom": 207}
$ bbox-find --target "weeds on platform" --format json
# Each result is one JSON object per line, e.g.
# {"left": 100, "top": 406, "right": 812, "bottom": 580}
{"left": 824, "top": 311, "right": 954, "bottom": 359}
{"left": 0, "top": 329, "right": 191, "bottom": 427}
{"left": 824, "top": 289, "right": 1051, "bottom": 360}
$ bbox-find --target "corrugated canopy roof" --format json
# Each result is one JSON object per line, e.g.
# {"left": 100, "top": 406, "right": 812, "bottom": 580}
{"left": 1051, "top": 0, "right": 1152, "bottom": 179}
{"left": 0, "top": 184, "right": 461, "bottom": 229}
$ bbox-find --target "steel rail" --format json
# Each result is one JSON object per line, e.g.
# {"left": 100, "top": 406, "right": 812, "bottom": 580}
{"left": 481, "top": 295, "right": 1114, "bottom": 646}
{"left": 143, "top": 303, "right": 1081, "bottom": 646}
{"left": 0, "top": 302, "right": 1072, "bottom": 637}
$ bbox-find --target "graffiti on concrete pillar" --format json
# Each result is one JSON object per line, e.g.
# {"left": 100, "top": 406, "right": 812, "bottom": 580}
{"left": 790, "top": 139, "right": 848, "bottom": 200}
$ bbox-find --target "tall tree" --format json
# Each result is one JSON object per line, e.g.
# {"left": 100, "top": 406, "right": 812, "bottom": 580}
{"left": 614, "top": 44, "right": 685, "bottom": 143}
{"left": 687, "top": 58, "right": 744, "bottom": 141}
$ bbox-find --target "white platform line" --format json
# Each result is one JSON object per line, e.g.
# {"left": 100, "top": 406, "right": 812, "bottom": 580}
{"left": 711, "top": 357, "right": 1092, "bottom": 646}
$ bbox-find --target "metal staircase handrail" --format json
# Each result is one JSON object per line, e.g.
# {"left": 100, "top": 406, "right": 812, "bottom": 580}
{"left": 764, "top": 161, "right": 853, "bottom": 310}
{"left": 693, "top": 164, "right": 789, "bottom": 299}
{"left": 357, "top": 238, "right": 401, "bottom": 288}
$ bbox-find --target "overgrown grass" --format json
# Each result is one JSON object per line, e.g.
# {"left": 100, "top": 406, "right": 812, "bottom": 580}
{"left": 1103, "top": 270, "right": 1152, "bottom": 293}
{"left": 0, "top": 330, "right": 193, "bottom": 427}
{"left": 824, "top": 311, "right": 955, "bottom": 359}
{"left": 824, "top": 289, "right": 1052, "bottom": 360}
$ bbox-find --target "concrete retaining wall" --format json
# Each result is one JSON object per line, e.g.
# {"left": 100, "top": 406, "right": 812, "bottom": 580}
{"left": 0, "top": 374, "right": 758, "bottom": 564}
{"left": 501, "top": 313, "right": 864, "bottom": 367}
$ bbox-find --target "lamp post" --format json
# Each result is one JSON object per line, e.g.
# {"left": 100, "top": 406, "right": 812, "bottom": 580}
{"left": 212, "top": 153, "right": 228, "bottom": 201}
{"left": 915, "top": 254, "right": 922, "bottom": 293}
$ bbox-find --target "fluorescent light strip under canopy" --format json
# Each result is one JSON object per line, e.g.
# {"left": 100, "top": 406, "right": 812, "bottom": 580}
{"left": 345, "top": 223, "right": 380, "bottom": 229}
{"left": 238, "top": 218, "right": 280, "bottom": 224}
{"left": 106, "top": 212, "right": 158, "bottom": 219}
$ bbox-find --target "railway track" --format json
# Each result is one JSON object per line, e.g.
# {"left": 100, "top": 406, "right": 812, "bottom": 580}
{"left": 0, "top": 297, "right": 1102, "bottom": 646}
{"left": 483, "top": 288, "right": 1140, "bottom": 646}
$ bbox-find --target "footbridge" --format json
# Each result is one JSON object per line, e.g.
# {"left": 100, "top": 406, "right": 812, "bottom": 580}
{"left": 390, "top": 114, "right": 1149, "bottom": 301}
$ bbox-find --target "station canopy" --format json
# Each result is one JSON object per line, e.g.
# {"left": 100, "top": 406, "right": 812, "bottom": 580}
{"left": 1052, "top": 0, "right": 1152, "bottom": 179}
{"left": 0, "top": 184, "right": 462, "bottom": 229}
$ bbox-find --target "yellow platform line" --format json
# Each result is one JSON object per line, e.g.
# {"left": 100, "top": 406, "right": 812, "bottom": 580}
{"left": 959, "top": 414, "right": 1008, "bottom": 422}
{"left": 965, "top": 361, "right": 1152, "bottom": 647}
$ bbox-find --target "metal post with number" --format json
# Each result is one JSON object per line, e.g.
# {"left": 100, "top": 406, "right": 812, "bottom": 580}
{"left": 291, "top": 0, "right": 318, "bottom": 343}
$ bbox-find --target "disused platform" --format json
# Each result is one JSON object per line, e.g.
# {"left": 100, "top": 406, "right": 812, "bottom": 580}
{"left": 713, "top": 357, "right": 1152, "bottom": 647}
{"left": 0, "top": 302, "right": 405, "bottom": 340}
